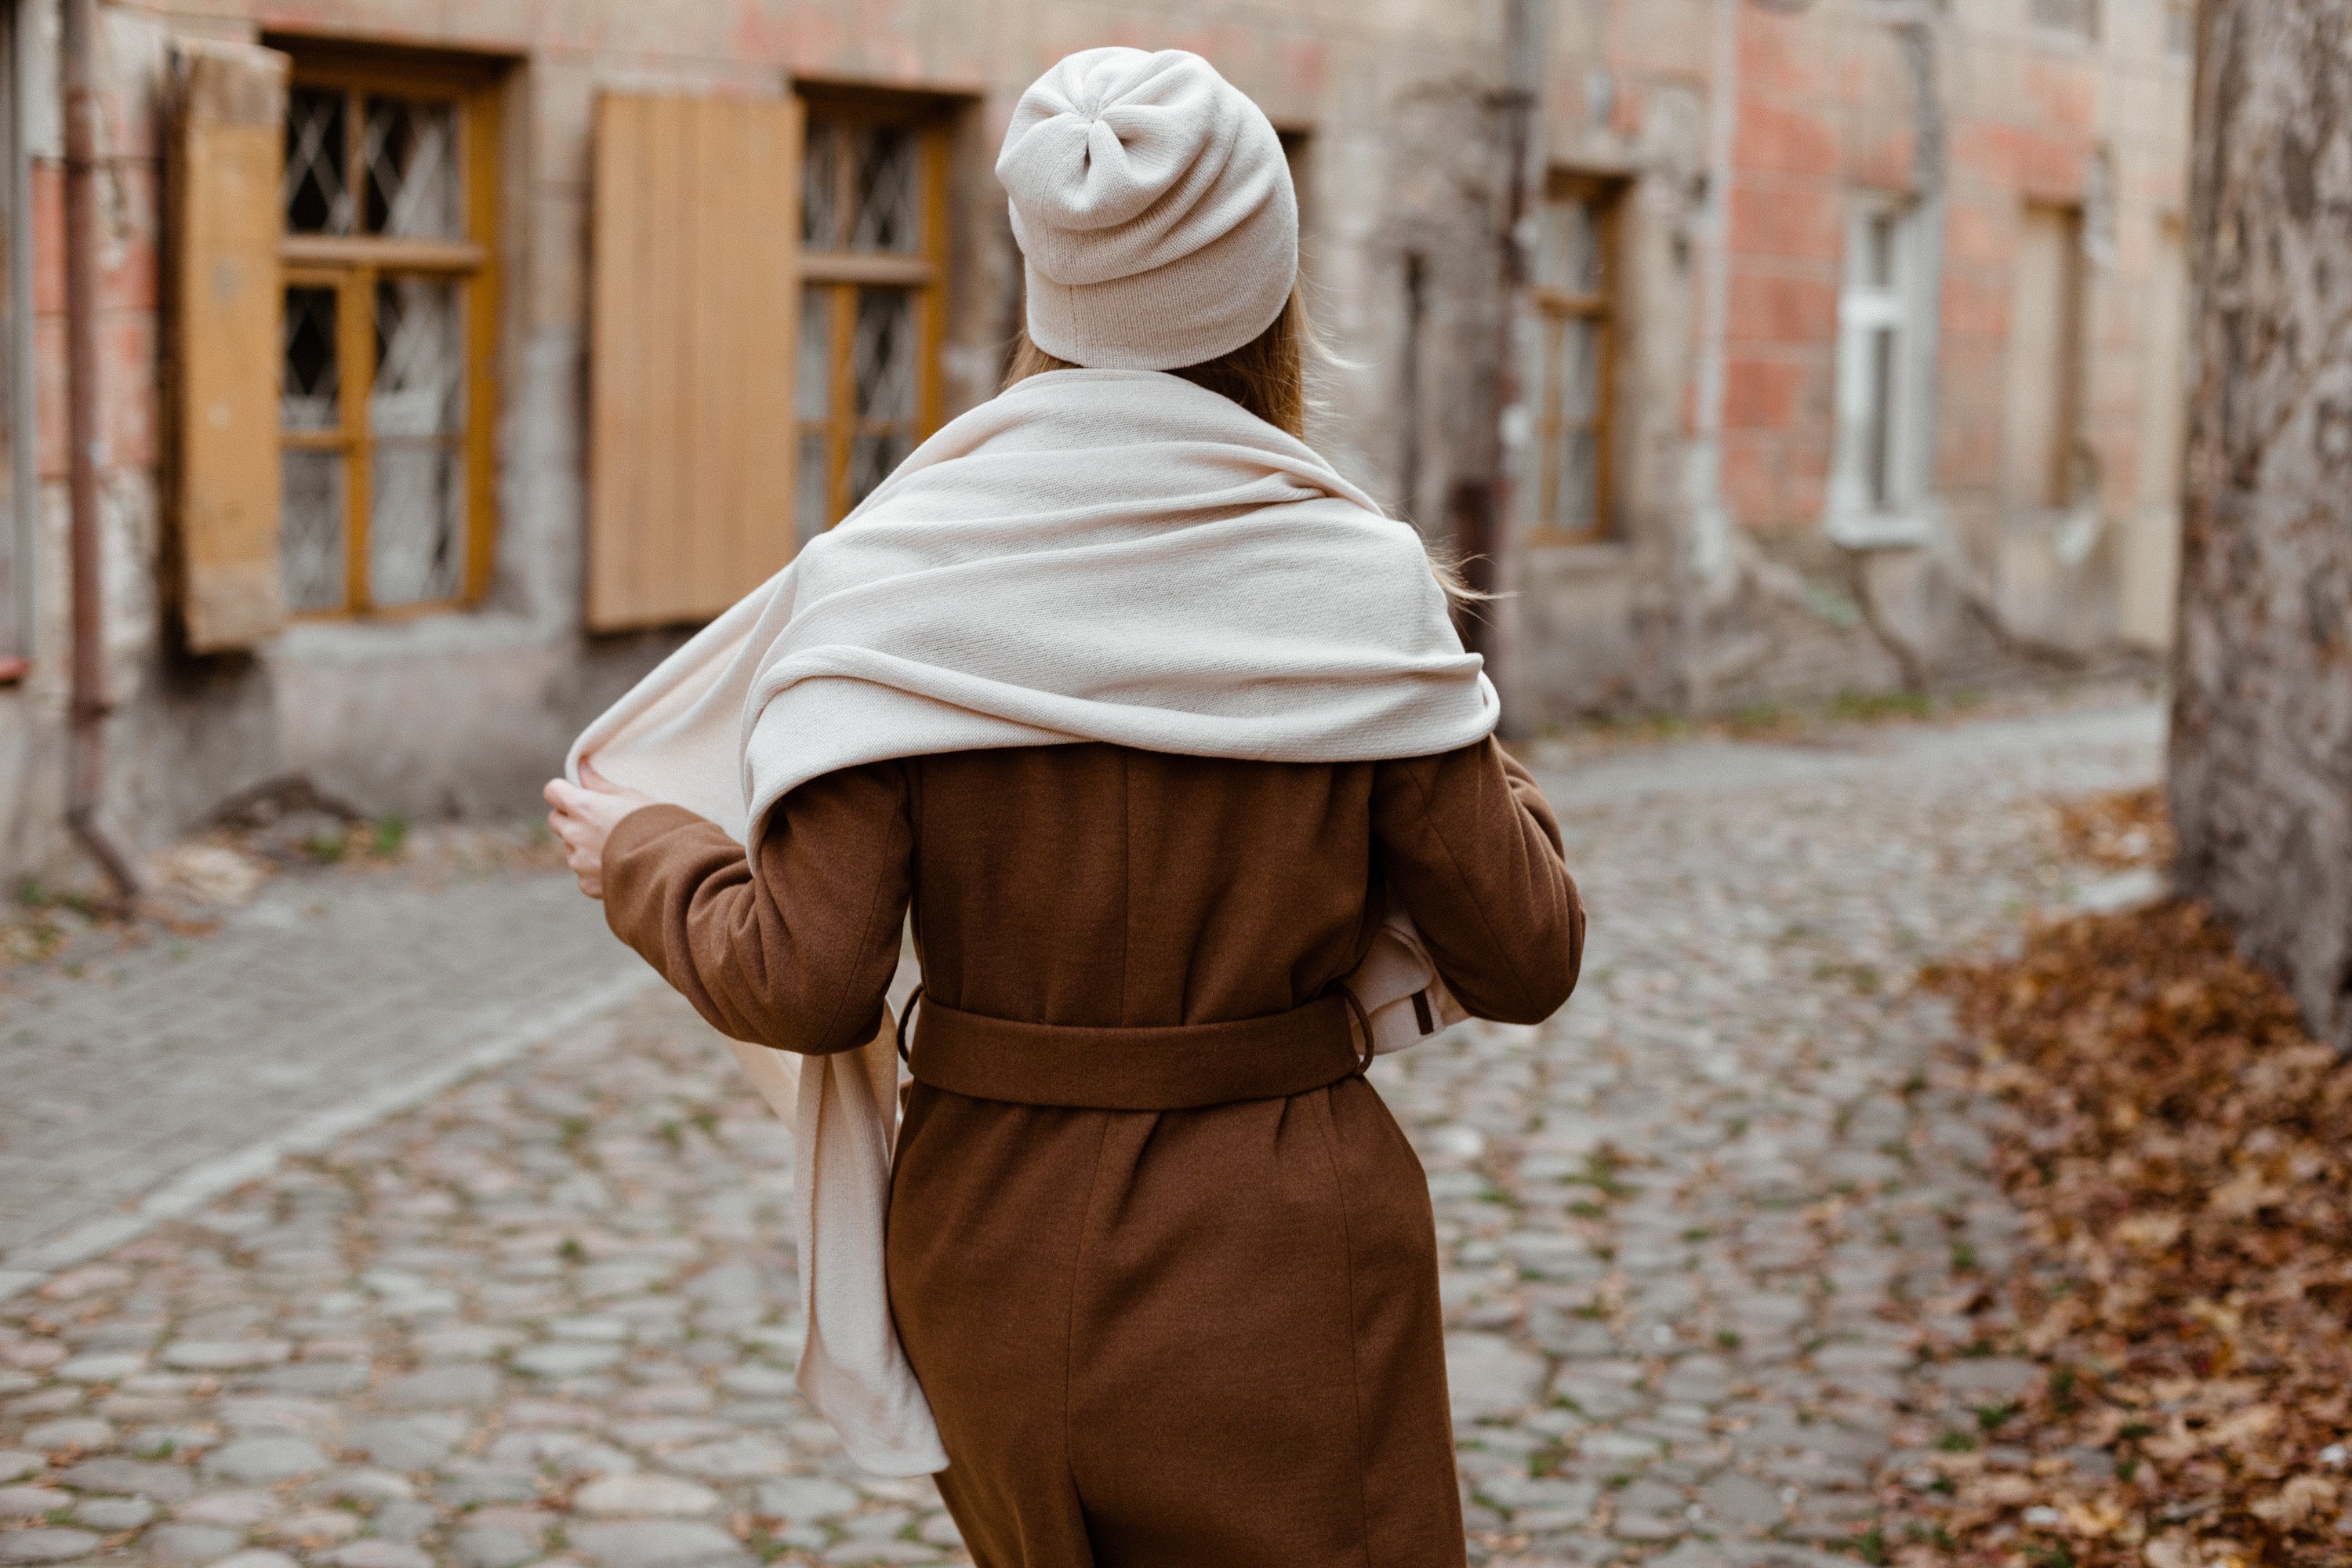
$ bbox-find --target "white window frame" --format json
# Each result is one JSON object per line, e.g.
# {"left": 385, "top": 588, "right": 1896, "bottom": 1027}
{"left": 1825, "top": 197, "right": 1934, "bottom": 549}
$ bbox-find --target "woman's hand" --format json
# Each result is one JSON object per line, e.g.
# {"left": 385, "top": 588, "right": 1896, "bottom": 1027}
{"left": 543, "top": 760, "right": 657, "bottom": 899}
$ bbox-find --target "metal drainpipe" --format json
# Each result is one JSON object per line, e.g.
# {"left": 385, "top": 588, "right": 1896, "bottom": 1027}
{"left": 1472, "top": 0, "right": 1544, "bottom": 673}
{"left": 1674, "top": 0, "right": 1746, "bottom": 713}
{"left": 62, "top": 0, "right": 137, "bottom": 901}
{"left": 1686, "top": 0, "right": 1741, "bottom": 590}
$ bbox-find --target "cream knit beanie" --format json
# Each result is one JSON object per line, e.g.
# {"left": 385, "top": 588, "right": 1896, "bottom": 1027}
{"left": 996, "top": 48, "right": 1298, "bottom": 371}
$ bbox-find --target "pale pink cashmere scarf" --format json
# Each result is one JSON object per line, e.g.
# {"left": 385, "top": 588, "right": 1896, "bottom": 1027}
{"left": 569, "top": 368, "right": 1488, "bottom": 1474}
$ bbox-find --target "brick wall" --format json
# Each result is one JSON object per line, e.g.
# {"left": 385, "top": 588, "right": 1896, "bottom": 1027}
{"left": 0, "top": 0, "right": 2194, "bottom": 884}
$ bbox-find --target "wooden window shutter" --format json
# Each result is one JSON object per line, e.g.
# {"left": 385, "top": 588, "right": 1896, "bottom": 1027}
{"left": 588, "top": 94, "right": 802, "bottom": 631}
{"left": 170, "top": 41, "right": 289, "bottom": 652}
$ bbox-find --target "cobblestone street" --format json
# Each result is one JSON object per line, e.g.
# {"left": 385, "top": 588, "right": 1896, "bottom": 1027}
{"left": 0, "top": 698, "right": 2163, "bottom": 1568}
{"left": 0, "top": 862, "right": 652, "bottom": 1287}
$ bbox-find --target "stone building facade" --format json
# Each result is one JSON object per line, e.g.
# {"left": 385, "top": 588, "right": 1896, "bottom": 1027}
{"left": 0, "top": 0, "right": 2192, "bottom": 884}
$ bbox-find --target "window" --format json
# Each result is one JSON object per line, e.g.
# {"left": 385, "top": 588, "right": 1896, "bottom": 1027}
{"left": 2032, "top": 0, "right": 2097, "bottom": 38}
{"left": 2136, "top": 222, "right": 2189, "bottom": 520}
{"left": 2122, "top": 220, "right": 2187, "bottom": 648}
{"left": 1827, "top": 201, "right": 1930, "bottom": 540}
{"left": 796, "top": 97, "right": 947, "bottom": 542}
{"left": 278, "top": 55, "right": 498, "bottom": 616}
{"left": 1529, "top": 176, "right": 1620, "bottom": 541}
{"left": 2002, "top": 203, "right": 2089, "bottom": 515}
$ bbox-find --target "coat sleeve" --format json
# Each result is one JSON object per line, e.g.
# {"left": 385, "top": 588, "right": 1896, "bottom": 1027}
{"left": 600, "top": 761, "right": 914, "bottom": 1054}
{"left": 1370, "top": 738, "right": 1586, "bottom": 1024}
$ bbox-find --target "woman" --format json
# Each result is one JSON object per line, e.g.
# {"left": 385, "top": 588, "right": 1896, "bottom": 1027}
{"left": 547, "top": 46, "right": 1583, "bottom": 1568}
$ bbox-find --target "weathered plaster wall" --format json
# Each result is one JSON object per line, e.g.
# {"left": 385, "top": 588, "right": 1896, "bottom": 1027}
{"left": 0, "top": 0, "right": 2194, "bottom": 885}
{"left": 1653, "top": 0, "right": 2194, "bottom": 720}
{"left": 1491, "top": 0, "right": 1704, "bottom": 723}
{"left": 5, "top": 0, "right": 1529, "bottom": 884}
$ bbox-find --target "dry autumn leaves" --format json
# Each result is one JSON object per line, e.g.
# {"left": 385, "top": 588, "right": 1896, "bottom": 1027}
{"left": 1891, "top": 788, "right": 2347, "bottom": 1568}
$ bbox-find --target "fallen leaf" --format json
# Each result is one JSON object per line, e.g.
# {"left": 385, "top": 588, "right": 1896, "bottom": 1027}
{"left": 2249, "top": 1475, "right": 2336, "bottom": 1526}
{"left": 2115, "top": 1211, "right": 2185, "bottom": 1250}
{"left": 1909, "top": 890, "right": 2352, "bottom": 1565}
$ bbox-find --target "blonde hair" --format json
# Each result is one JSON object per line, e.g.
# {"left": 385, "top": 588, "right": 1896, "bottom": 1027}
{"left": 1007, "top": 285, "right": 1312, "bottom": 437}
{"left": 1004, "top": 285, "right": 1483, "bottom": 604}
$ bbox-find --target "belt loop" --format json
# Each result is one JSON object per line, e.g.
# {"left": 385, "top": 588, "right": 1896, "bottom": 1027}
{"left": 896, "top": 983, "right": 924, "bottom": 1066}
{"left": 1338, "top": 985, "right": 1375, "bottom": 1075}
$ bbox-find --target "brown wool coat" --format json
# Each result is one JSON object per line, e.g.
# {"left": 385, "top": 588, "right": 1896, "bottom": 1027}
{"left": 603, "top": 738, "right": 1584, "bottom": 1568}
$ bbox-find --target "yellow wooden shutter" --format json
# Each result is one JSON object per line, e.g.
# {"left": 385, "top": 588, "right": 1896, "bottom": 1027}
{"left": 588, "top": 94, "right": 802, "bottom": 631}
{"left": 170, "top": 41, "right": 289, "bottom": 652}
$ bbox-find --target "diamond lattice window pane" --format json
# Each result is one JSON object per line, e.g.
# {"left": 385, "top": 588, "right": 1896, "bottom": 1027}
{"left": 798, "top": 432, "right": 831, "bottom": 543}
{"left": 372, "top": 278, "right": 463, "bottom": 439}
{"left": 802, "top": 120, "right": 841, "bottom": 250}
{"left": 1553, "top": 425, "right": 1598, "bottom": 531}
{"left": 281, "top": 449, "right": 347, "bottom": 612}
{"left": 370, "top": 445, "right": 463, "bottom": 607}
{"left": 369, "top": 278, "right": 465, "bottom": 607}
{"left": 1548, "top": 316, "right": 1602, "bottom": 529}
{"left": 850, "top": 127, "right": 918, "bottom": 254}
{"left": 848, "top": 433, "right": 912, "bottom": 512}
{"left": 284, "top": 87, "right": 351, "bottom": 234}
{"left": 851, "top": 289, "right": 915, "bottom": 424}
{"left": 1557, "top": 318, "right": 1599, "bottom": 424}
{"left": 799, "top": 288, "right": 834, "bottom": 420}
{"left": 282, "top": 286, "right": 339, "bottom": 433}
{"left": 1867, "top": 324, "right": 1899, "bottom": 510}
{"left": 364, "top": 96, "right": 460, "bottom": 238}
{"left": 804, "top": 120, "right": 921, "bottom": 254}
{"left": 1864, "top": 212, "right": 1902, "bottom": 291}
{"left": 1537, "top": 198, "right": 1601, "bottom": 295}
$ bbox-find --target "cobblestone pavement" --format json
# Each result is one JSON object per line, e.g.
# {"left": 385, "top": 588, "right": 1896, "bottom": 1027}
{"left": 0, "top": 699, "right": 2163, "bottom": 1568}
{"left": 0, "top": 866, "right": 646, "bottom": 1281}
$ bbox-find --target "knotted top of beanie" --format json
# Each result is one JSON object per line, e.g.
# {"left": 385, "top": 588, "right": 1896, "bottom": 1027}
{"left": 996, "top": 47, "right": 1299, "bottom": 371}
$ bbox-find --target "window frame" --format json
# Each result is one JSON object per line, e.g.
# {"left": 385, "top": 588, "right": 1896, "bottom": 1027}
{"left": 2165, "top": 0, "right": 2194, "bottom": 61}
{"left": 2002, "top": 200, "right": 2091, "bottom": 517}
{"left": 1825, "top": 194, "right": 1935, "bottom": 548}
{"left": 2030, "top": 0, "right": 2100, "bottom": 41}
{"left": 1527, "top": 171, "right": 1623, "bottom": 546}
{"left": 274, "top": 48, "right": 501, "bottom": 619}
{"left": 793, "top": 88, "right": 950, "bottom": 535}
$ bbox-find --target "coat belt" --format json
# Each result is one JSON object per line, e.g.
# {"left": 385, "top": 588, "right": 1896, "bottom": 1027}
{"left": 906, "top": 992, "right": 1365, "bottom": 1110}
